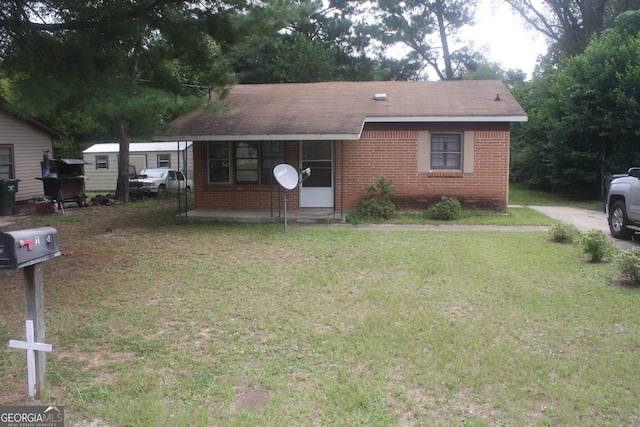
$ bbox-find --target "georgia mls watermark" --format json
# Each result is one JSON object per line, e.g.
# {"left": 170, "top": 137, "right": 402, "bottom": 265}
{"left": 0, "top": 406, "right": 64, "bottom": 427}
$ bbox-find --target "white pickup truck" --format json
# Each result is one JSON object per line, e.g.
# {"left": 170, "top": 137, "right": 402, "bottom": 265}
{"left": 129, "top": 169, "right": 193, "bottom": 196}
{"left": 606, "top": 167, "right": 640, "bottom": 239}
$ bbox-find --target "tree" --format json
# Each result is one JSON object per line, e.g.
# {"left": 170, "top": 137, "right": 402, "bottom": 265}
{"left": 461, "top": 60, "right": 527, "bottom": 88}
{"left": 370, "top": 0, "right": 480, "bottom": 80}
{"left": 504, "top": 0, "right": 640, "bottom": 60}
{"left": 1, "top": 0, "right": 243, "bottom": 202}
{"left": 231, "top": 0, "right": 380, "bottom": 83}
{"left": 510, "top": 19, "right": 640, "bottom": 196}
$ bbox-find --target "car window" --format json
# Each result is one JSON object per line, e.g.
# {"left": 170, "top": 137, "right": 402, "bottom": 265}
{"left": 143, "top": 170, "right": 166, "bottom": 178}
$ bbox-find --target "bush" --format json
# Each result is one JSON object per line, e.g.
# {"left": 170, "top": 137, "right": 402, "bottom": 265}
{"left": 350, "top": 176, "right": 396, "bottom": 222}
{"left": 357, "top": 197, "right": 395, "bottom": 220}
{"left": 548, "top": 221, "right": 580, "bottom": 243}
{"left": 426, "top": 196, "right": 462, "bottom": 221}
{"left": 615, "top": 248, "right": 640, "bottom": 285}
{"left": 577, "top": 229, "right": 619, "bottom": 262}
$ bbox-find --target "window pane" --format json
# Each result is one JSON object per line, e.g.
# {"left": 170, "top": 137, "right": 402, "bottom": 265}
{"left": 235, "top": 142, "right": 258, "bottom": 183}
{"left": 236, "top": 159, "right": 258, "bottom": 181}
{"left": 158, "top": 154, "right": 170, "bottom": 168}
{"left": 96, "top": 155, "right": 108, "bottom": 169}
{"left": 262, "top": 141, "right": 286, "bottom": 184}
{"left": 209, "top": 160, "right": 229, "bottom": 182}
{"left": 302, "top": 141, "right": 331, "bottom": 160}
{"left": 236, "top": 142, "right": 257, "bottom": 158}
{"left": 208, "top": 142, "right": 231, "bottom": 183}
{"left": 431, "top": 133, "right": 462, "bottom": 170}
{"left": 0, "top": 146, "right": 13, "bottom": 179}
{"left": 0, "top": 165, "right": 11, "bottom": 180}
{"left": 209, "top": 142, "right": 230, "bottom": 159}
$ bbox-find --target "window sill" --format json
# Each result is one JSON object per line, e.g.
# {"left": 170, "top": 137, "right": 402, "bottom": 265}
{"left": 426, "top": 170, "right": 464, "bottom": 178}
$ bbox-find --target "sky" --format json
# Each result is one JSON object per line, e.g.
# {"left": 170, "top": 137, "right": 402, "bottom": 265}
{"left": 462, "top": 0, "right": 549, "bottom": 78}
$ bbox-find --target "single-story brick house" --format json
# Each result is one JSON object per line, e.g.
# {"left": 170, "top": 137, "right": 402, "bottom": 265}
{"left": 157, "top": 80, "right": 527, "bottom": 215}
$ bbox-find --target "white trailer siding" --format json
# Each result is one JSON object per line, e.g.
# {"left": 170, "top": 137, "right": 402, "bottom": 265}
{"left": 82, "top": 142, "right": 194, "bottom": 192}
{"left": 0, "top": 111, "right": 58, "bottom": 202}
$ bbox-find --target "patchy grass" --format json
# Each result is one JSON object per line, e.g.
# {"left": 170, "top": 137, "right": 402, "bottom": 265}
{"left": 391, "top": 206, "right": 553, "bottom": 226}
{"left": 1, "top": 200, "right": 639, "bottom": 426}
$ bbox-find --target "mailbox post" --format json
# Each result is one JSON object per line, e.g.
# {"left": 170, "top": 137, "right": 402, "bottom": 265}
{"left": 1, "top": 227, "right": 59, "bottom": 399}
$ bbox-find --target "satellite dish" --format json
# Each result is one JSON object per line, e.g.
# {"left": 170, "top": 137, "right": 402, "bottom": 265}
{"left": 273, "top": 164, "right": 299, "bottom": 190}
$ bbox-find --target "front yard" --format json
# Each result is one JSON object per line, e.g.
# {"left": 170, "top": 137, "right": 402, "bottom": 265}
{"left": 1, "top": 199, "right": 638, "bottom": 426}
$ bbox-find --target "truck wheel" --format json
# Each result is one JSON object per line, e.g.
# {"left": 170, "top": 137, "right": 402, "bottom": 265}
{"left": 609, "top": 201, "right": 633, "bottom": 239}
{"left": 157, "top": 184, "right": 166, "bottom": 197}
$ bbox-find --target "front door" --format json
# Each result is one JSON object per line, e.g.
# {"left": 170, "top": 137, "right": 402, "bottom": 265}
{"left": 300, "top": 141, "right": 333, "bottom": 208}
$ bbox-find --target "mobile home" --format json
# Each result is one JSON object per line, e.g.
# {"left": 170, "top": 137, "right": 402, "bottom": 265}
{"left": 82, "top": 141, "right": 193, "bottom": 192}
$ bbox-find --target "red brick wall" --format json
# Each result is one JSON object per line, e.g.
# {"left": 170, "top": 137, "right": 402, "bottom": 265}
{"left": 336, "top": 124, "right": 510, "bottom": 212}
{"left": 193, "top": 122, "right": 510, "bottom": 212}
{"left": 193, "top": 141, "right": 300, "bottom": 211}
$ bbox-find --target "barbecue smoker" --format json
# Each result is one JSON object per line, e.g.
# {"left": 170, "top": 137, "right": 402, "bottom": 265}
{"left": 36, "top": 153, "right": 88, "bottom": 208}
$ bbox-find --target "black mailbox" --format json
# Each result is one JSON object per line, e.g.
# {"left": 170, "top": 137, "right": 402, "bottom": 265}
{"left": 0, "top": 227, "right": 59, "bottom": 269}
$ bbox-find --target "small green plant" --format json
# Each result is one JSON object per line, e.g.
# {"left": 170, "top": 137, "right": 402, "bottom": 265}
{"left": 615, "top": 248, "right": 640, "bottom": 285}
{"left": 548, "top": 221, "right": 580, "bottom": 243}
{"left": 365, "top": 176, "right": 394, "bottom": 200}
{"left": 426, "top": 196, "right": 462, "bottom": 221}
{"left": 351, "top": 177, "right": 396, "bottom": 221}
{"left": 577, "top": 229, "right": 619, "bottom": 262}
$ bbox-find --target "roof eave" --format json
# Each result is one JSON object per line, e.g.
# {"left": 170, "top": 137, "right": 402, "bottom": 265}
{"left": 365, "top": 115, "right": 528, "bottom": 123}
{"left": 154, "top": 133, "right": 363, "bottom": 142}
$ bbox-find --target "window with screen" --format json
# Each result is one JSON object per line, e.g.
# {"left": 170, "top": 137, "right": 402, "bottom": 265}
{"left": 208, "top": 141, "right": 286, "bottom": 185}
{"left": 431, "top": 133, "right": 462, "bottom": 170}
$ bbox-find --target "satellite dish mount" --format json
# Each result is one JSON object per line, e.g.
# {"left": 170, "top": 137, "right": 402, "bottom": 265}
{"left": 273, "top": 164, "right": 311, "bottom": 232}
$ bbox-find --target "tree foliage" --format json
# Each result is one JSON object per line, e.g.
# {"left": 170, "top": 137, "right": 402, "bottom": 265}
{"left": 231, "top": 0, "right": 394, "bottom": 83}
{"left": 0, "top": 0, "right": 244, "bottom": 201}
{"left": 504, "top": 0, "right": 640, "bottom": 61}
{"left": 511, "top": 17, "right": 640, "bottom": 196}
{"left": 369, "top": 0, "right": 480, "bottom": 80}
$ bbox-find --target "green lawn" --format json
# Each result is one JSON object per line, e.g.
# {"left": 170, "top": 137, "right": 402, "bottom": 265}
{"left": 1, "top": 196, "right": 636, "bottom": 426}
{"left": 509, "top": 185, "right": 604, "bottom": 210}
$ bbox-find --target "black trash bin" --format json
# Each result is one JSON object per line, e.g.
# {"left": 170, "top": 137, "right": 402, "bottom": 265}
{"left": 0, "top": 179, "right": 20, "bottom": 216}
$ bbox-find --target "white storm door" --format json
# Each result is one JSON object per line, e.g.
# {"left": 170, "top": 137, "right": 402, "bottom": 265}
{"left": 300, "top": 141, "right": 333, "bottom": 208}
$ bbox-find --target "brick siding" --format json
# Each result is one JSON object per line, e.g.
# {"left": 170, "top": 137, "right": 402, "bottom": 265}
{"left": 193, "top": 123, "right": 510, "bottom": 212}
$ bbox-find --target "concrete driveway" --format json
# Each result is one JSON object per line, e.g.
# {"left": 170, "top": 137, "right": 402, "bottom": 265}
{"left": 529, "top": 205, "right": 638, "bottom": 250}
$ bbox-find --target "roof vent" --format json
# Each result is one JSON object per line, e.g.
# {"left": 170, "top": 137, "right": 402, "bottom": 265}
{"left": 494, "top": 94, "right": 502, "bottom": 101}
{"left": 373, "top": 93, "right": 388, "bottom": 101}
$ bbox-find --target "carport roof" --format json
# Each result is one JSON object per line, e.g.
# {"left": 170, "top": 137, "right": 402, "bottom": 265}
{"left": 157, "top": 80, "right": 528, "bottom": 141}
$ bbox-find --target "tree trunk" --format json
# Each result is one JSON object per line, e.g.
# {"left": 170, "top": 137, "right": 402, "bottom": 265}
{"left": 115, "top": 119, "right": 131, "bottom": 203}
{"left": 435, "top": 0, "right": 454, "bottom": 80}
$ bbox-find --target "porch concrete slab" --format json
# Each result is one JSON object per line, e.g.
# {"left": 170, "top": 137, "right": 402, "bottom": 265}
{"left": 175, "top": 208, "right": 346, "bottom": 224}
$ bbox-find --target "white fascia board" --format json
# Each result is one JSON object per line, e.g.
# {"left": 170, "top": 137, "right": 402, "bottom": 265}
{"left": 83, "top": 141, "right": 193, "bottom": 153}
{"left": 154, "top": 134, "right": 362, "bottom": 142}
{"left": 365, "top": 116, "right": 528, "bottom": 123}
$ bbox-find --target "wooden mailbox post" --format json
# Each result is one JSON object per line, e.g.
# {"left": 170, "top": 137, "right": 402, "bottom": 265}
{"left": 1, "top": 227, "right": 59, "bottom": 399}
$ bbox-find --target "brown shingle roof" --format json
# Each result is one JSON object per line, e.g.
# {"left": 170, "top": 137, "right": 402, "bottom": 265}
{"left": 160, "top": 80, "right": 527, "bottom": 141}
